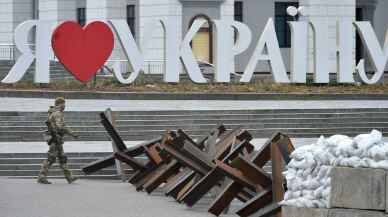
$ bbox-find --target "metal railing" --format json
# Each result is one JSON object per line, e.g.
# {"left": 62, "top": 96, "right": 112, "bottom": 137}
{"left": 0, "top": 44, "right": 15, "bottom": 60}
{"left": 0, "top": 44, "right": 218, "bottom": 77}
{"left": 0, "top": 43, "right": 54, "bottom": 61}
{"left": 0, "top": 44, "right": 165, "bottom": 75}
{"left": 105, "top": 59, "right": 165, "bottom": 75}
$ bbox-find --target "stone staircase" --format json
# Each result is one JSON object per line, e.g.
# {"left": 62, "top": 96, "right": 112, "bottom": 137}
{"left": 0, "top": 108, "right": 387, "bottom": 179}
{"left": 0, "top": 108, "right": 387, "bottom": 142}
{"left": 0, "top": 152, "right": 121, "bottom": 179}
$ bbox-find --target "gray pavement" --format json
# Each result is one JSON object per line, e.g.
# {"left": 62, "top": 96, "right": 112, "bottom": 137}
{"left": 0, "top": 97, "right": 388, "bottom": 112}
{"left": 0, "top": 178, "right": 238, "bottom": 217}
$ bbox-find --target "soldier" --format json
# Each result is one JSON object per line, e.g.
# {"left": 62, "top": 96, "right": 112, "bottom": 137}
{"left": 37, "top": 97, "right": 79, "bottom": 184}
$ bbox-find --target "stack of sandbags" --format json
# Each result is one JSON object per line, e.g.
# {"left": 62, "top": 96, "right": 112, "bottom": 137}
{"left": 281, "top": 130, "right": 388, "bottom": 208}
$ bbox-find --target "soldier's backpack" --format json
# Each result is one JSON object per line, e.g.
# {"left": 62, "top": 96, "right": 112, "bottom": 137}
{"left": 43, "top": 106, "right": 56, "bottom": 144}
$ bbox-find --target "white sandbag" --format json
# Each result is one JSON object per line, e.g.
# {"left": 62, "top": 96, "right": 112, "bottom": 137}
{"left": 282, "top": 130, "right": 387, "bottom": 209}
{"left": 353, "top": 130, "right": 382, "bottom": 151}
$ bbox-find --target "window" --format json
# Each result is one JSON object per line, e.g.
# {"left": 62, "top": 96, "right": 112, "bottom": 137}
{"left": 77, "top": 8, "right": 86, "bottom": 26}
{"left": 190, "top": 15, "right": 213, "bottom": 63}
{"left": 356, "top": 8, "right": 364, "bottom": 63}
{"left": 31, "top": 0, "right": 39, "bottom": 43}
{"left": 275, "top": 2, "right": 298, "bottom": 48}
{"left": 234, "top": 1, "right": 243, "bottom": 22}
{"left": 127, "top": 5, "right": 136, "bottom": 37}
{"left": 32, "top": 0, "right": 39, "bottom": 19}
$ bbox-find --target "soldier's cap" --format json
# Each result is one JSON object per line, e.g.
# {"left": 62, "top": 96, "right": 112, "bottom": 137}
{"left": 55, "top": 97, "right": 66, "bottom": 105}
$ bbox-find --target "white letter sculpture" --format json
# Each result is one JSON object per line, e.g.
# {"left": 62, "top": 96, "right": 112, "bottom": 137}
{"left": 354, "top": 22, "right": 388, "bottom": 84}
{"left": 309, "top": 19, "right": 330, "bottom": 83}
{"left": 110, "top": 19, "right": 206, "bottom": 84}
{"left": 336, "top": 20, "right": 355, "bottom": 83}
{"left": 2, "top": 18, "right": 387, "bottom": 85}
{"left": 241, "top": 18, "right": 289, "bottom": 83}
{"left": 213, "top": 20, "right": 252, "bottom": 82}
{"left": 109, "top": 20, "right": 145, "bottom": 84}
{"left": 289, "top": 21, "right": 308, "bottom": 83}
{"left": 2, "top": 20, "right": 52, "bottom": 83}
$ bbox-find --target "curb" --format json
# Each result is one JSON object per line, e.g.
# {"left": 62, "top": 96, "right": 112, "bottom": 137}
{"left": 0, "top": 90, "right": 388, "bottom": 100}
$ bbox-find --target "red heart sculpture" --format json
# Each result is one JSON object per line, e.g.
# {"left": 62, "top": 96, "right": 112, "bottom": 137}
{"left": 52, "top": 21, "right": 114, "bottom": 82}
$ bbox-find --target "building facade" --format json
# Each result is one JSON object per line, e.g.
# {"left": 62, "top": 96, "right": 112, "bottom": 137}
{"left": 0, "top": 0, "right": 387, "bottom": 75}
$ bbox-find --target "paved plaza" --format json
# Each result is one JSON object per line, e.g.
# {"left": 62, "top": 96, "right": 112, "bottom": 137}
{"left": 0, "top": 178, "right": 240, "bottom": 217}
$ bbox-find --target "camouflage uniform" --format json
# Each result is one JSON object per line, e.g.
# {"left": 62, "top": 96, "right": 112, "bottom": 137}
{"left": 37, "top": 98, "right": 78, "bottom": 184}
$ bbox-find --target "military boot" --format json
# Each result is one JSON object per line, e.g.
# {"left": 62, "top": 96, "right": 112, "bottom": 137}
{"left": 66, "top": 176, "right": 78, "bottom": 184}
{"left": 37, "top": 178, "right": 52, "bottom": 184}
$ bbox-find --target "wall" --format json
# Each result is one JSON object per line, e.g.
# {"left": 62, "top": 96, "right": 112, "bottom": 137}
{"left": 0, "top": 0, "right": 34, "bottom": 44}
{"left": 181, "top": 1, "right": 221, "bottom": 34}
{"left": 126, "top": 0, "right": 139, "bottom": 41}
{"left": 77, "top": 0, "right": 86, "bottom": 9}
{"left": 39, "top": 0, "right": 77, "bottom": 25}
{"left": 0, "top": 0, "right": 14, "bottom": 44}
{"left": 373, "top": 0, "right": 388, "bottom": 71}
{"left": 87, "top": 0, "right": 126, "bottom": 60}
{"left": 138, "top": 0, "right": 182, "bottom": 62}
{"left": 235, "top": 0, "right": 295, "bottom": 73}
{"left": 220, "top": 0, "right": 234, "bottom": 22}
{"left": 300, "top": 0, "right": 356, "bottom": 75}
{"left": 13, "top": 0, "right": 33, "bottom": 35}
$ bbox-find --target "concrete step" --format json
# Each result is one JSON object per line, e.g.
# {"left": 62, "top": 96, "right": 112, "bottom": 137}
{"left": 2, "top": 108, "right": 388, "bottom": 117}
{"left": 1, "top": 129, "right": 385, "bottom": 141}
{"left": 0, "top": 168, "right": 117, "bottom": 176}
{"left": 113, "top": 128, "right": 388, "bottom": 138}
{"left": 0, "top": 152, "right": 111, "bottom": 158}
{"left": 2, "top": 117, "right": 388, "bottom": 127}
{"left": 114, "top": 113, "right": 388, "bottom": 120}
{"left": 0, "top": 109, "right": 388, "bottom": 119}
{"left": 115, "top": 117, "right": 388, "bottom": 124}
{"left": 115, "top": 108, "right": 388, "bottom": 115}
{"left": 0, "top": 109, "right": 387, "bottom": 141}
{"left": 0, "top": 152, "right": 118, "bottom": 178}
{"left": 0, "top": 163, "right": 114, "bottom": 170}
{"left": 2, "top": 126, "right": 385, "bottom": 134}
{"left": 1, "top": 122, "right": 387, "bottom": 132}
{"left": 0, "top": 149, "right": 144, "bottom": 179}
{"left": 0, "top": 152, "right": 117, "bottom": 178}
{"left": 0, "top": 157, "right": 108, "bottom": 164}
{"left": 9, "top": 175, "right": 121, "bottom": 180}
{"left": 5, "top": 112, "right": 384, "bottom": 121}
{"left": 2, "top": 114, "right": 388, "bottom": 123}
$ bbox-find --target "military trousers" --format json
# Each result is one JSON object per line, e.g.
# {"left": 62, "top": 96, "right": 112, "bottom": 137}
{"left": 38, "top": 140, "right": 74, "bottom": 181}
